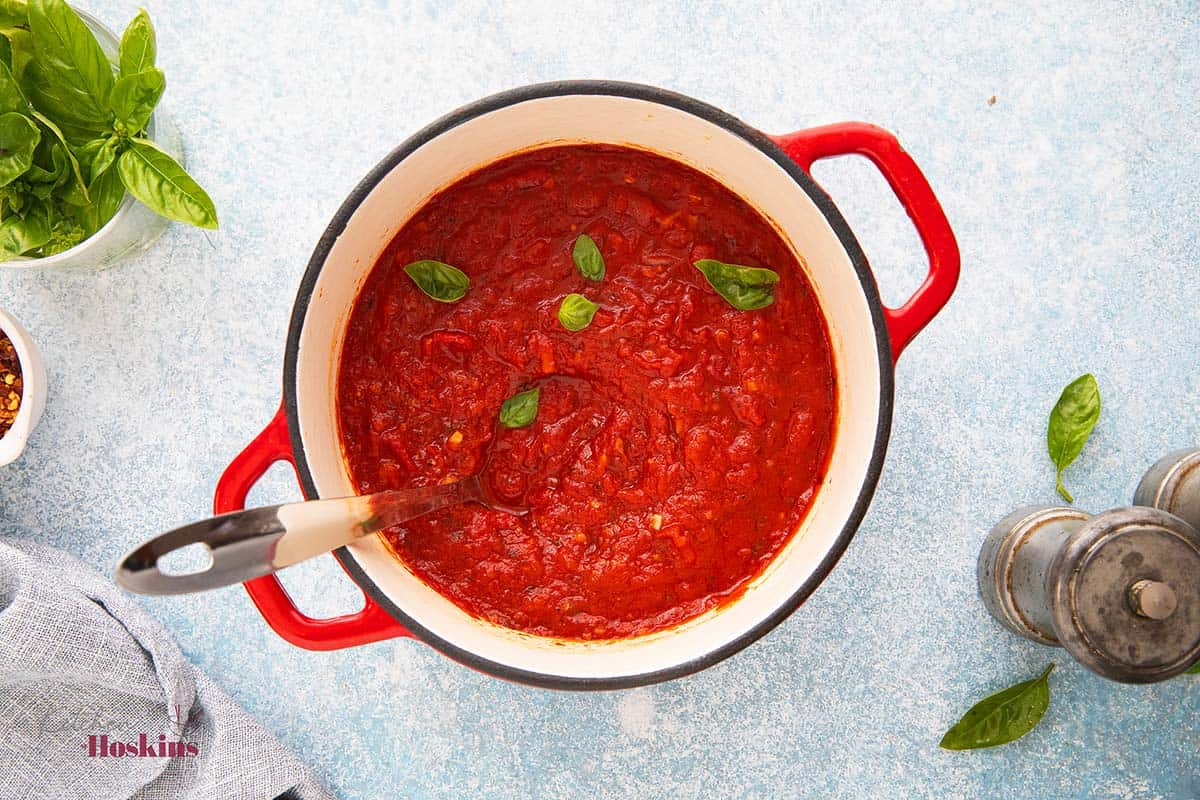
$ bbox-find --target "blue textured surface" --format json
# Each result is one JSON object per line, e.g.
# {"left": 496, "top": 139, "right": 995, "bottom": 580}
{"left": 1, "top": 1, "right": 1198, "bottom": 798}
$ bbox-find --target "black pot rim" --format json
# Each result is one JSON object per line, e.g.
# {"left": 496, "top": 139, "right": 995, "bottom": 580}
{"left": 281, "top": 80, "right": 895, "bottom": 690}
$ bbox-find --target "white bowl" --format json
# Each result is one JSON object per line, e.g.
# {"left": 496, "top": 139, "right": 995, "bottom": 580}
{"left": 0, "top": 308, "right": 46, "bottom": 467}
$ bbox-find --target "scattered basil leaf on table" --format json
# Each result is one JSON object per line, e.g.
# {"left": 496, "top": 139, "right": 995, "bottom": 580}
{"left": 558, "top": 292, "right": 598, "bottom": 332}
{"left": 572, "top": 233, "right": 605, "bottom": 281}
{"left": 403, "top": 259, "right": 470, "bottom": 303}
{"left": 117, "top": 8, "right": 155, "bottom": 78}
{"left": 940, "top": 664, "right": 1054, "bottom": 751}
{"left": 694, "top": 259, "right": 780, "bottom": 310}
{"left": 117, "top": 138, "right": 217, "bottom": 228}
{"left": 499, "top": 388, "right": 539, "bottom": 429}
{"left": 1047, "top": 373, "right": 1101, "bottom": 503}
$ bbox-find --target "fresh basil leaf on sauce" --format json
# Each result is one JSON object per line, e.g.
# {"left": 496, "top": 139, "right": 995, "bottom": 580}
{"left": 117, "top": 138, "right": 218, "bottom": 229}
{"left": 0, "top": 111, "right": 39, "bottom": 187}
{"left": 1047, "top": 374, "right": 1101, "bottom": 503}
{"left": 403, "top": 259, "right": 470, "bottom": 303}
{"left": 558, "top": 292, "right": 598, "bottom": 332}
{"left": 118, "top": 8, "right": 156, "bottom": 78}
{"left": 26, "top": 0, "right": 114, "bottom": 131}
{"left": 939, "top": 664, "right": 1054, "bottom": 750}
{"left": 499, "top": 387, "right": 539, "bottom": 429}
{"left": 109, "top": 68, "right": 164, "bottom": 133}
{"left": 572, "top": 233, "right": 605, "bottom": 281}
{"left": 694, "top": 259, "right": 780, "bottom": 310}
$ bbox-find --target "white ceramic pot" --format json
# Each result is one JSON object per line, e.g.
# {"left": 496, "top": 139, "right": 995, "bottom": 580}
{"left": 0, "top": 308, "right": 46, "bottom": 467}
{"left": 215, "top": 82, "right": 960, "bottom": 688}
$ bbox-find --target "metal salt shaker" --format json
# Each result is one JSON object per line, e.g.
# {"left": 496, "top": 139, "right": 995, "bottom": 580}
{"left": 978, "top": 451, "right": 1200, "bottom": 683}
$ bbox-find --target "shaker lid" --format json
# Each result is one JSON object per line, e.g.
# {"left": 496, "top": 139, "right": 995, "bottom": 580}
{"left": 1048, "top": 507, "right": 1200, "bottom": 683}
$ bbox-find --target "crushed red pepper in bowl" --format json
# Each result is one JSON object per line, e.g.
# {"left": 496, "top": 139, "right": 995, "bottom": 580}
{"left": 0, "top": 329, "right": 22, "bottom": 439}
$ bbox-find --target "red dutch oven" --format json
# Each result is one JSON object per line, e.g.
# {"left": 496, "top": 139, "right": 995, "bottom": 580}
{"left": 216, "top": 82, "right": 959, "bottom": 689}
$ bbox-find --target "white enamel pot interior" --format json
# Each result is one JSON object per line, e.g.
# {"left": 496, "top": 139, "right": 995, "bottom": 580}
{"left": 283, "top": 82, "right": 892, "bottom": 688}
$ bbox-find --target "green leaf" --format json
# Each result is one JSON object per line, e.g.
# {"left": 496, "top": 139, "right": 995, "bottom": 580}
{"left": 0, "top": 200, "right": 49, "bottom": 257}
{"left": 0, "top": 58, "right": 25, "bottom": 114}
{"left": 0, "top": 35, "right": 11, "bottom": 71}
{"left": 26, "top": 0, "right": 113, "bottom": 130}
{"left": 499, "top": 388, "right": 540, "bottom": 429}
{"left": 0, "top": 0, "right": 25, "bottom": 28}
{"left": 571, "top": 233, "right": 605, "bottom": 281}
{"left": 1047, "top": 374, "right": 1101, "bottom": 503}
{"left": 940, "top": 664, "right": 1054, "bottom": 751}
{"left": 1185, "top": 662, "right": 1200, "bottom": 675}
{"left": 117, "top": 138, "right": 217, "bottom": 229}
{"left": 694, "top": 259, "right": 780, "bottom": 311}
{"left": 78, "top": 162, "right": 123, "bottom": 234}
{"left": 0, "top": 110, "right": 38, "bottom": 187}
{"left": 86, "top": 133, "right": 120, "bottom": 181}
{"left": 402, "top": 259, "right": 469, "bottom": 302}
{"left": 109, "top": 67, "right": 162, "bottom": 132}
{"left": 30, "top": 109, "right": 85, "bottom": 196}
{"left": 2, "top": 28, "right": 34, "bottom": 82}
{"left": 118, "top": 8, "right": 154, "bottom": 78}
{"left": 558, "top": 292, "right": 598, "bottom": 332}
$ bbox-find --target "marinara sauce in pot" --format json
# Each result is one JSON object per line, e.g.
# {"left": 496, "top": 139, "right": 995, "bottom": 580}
{"left": 337, "top": 145, "right": 836, "bottom": 639}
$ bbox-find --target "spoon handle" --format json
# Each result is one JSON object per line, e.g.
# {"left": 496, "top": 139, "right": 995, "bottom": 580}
{"left": 115, "top": 478, "right": 484, "bottom": 595}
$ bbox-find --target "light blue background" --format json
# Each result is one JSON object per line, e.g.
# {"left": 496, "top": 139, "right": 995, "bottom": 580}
{"left": 1, "top": 1, "right": 1198, "bottom": 798}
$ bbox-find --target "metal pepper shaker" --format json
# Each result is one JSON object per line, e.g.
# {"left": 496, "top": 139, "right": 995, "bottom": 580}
{"left": 1133, "top": 448, "right": 1200, "bottom": 532}
{"left": 978, "top": 505, "right": 1200, "bottom": 683}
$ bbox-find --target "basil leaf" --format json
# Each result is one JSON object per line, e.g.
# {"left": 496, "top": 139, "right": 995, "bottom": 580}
{"left": 0, "top": 58, "right": 24, "bottom": 114}
{"left": 2, "top": 28, "right": 34, "bottom": 82}
{"left": 117, "top": 138, "right": 217, "bottom": 229}
{"left": 0, "top": 111, "right": 39, "bottom": 187}
{"left": 86, "top": 133, "right": 120, "bottom": 181}
{"left": 1047, "top": 373, "right": 1101, "bottom": 503}
{"left": 694, "top": 259, "right": 780, "bottom": 310}
{"left": 499, "top": 388, "right": 539, "bottom": 429}
{"left": 27, "top": 0, "right": 113, "bottom": 130}
{"left": 940, "top": 664, "right": 1054, "bottom": 750}
{"left": 558, "top": 292, "right": 598, "bottom": 332}
{"left": 30, "top": 109, "right": 85, "bottom": 196}
{"left": 109, "top": 67, "right": 162, "bottom": 133}
{"left": 118, "top": 8, "right": 154, "bottom": 78}
{"left": 0, "top": 1, "right": 25, "bottom": 28}
{"left": 402, "top": 259, "right": 469, "bottom": 302}
{"left": 0, "top": 200, "right": 50, "bottom": 258}
{"left": 1186, "top": 662, "right": 1200, "bottom": 675}
{"left": 572, "top": 233, "right": 605, "bottom": 281}
{"left": 78, "top": 163, "right": 124, "bottom": 234}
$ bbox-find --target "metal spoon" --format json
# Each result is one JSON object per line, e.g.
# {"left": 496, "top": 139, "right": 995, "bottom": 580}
{"left": 115, "top": 474, "right": 526, "bottom": 595}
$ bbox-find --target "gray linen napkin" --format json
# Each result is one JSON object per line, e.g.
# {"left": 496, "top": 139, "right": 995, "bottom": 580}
{"left": 0, "top": 536, "right": 334, "bottom": 800}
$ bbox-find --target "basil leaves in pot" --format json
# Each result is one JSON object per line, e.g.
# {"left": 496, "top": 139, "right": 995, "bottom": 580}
{"left": 558, "top": 292, "right": 598, "bottom": 332}
{"left": 499, "top": 388, "right": 539, "bottom": 429}
{"left": 694, "top": 259, "right": 780, "bottom": 310}
{"left": 403, "top": 260, "right": 470, "bottom": 303}
{"left": 0, "top": 0, "right": 218, "bottom": 262}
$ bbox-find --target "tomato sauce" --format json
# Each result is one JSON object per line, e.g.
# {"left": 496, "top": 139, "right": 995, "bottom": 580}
{"left": 337, "top": 144, "right": 836, "bottom": 639}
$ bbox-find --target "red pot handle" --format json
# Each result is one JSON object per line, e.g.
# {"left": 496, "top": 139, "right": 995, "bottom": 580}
{"left": 214, "top": 405, "right": 411, "bottom": 650}
{"left": 771, "top": 123, "right": 960, "bottom": 361}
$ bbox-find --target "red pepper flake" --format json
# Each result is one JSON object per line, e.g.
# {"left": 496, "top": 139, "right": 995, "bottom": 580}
{"left": 0, "top": 329, "right": 22, "bottom": 438}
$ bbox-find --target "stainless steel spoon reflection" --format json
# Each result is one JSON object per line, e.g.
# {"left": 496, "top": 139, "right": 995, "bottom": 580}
{"left": 115, "top": 475, "right": 526, "bottom": 595}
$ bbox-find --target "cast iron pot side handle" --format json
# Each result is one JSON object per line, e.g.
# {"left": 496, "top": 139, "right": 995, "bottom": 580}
{"left": 770, "top": 122, "right": 960, "bottom": 362}
{"left": 214, "top": 405, "right": 412, "bottom": 650}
